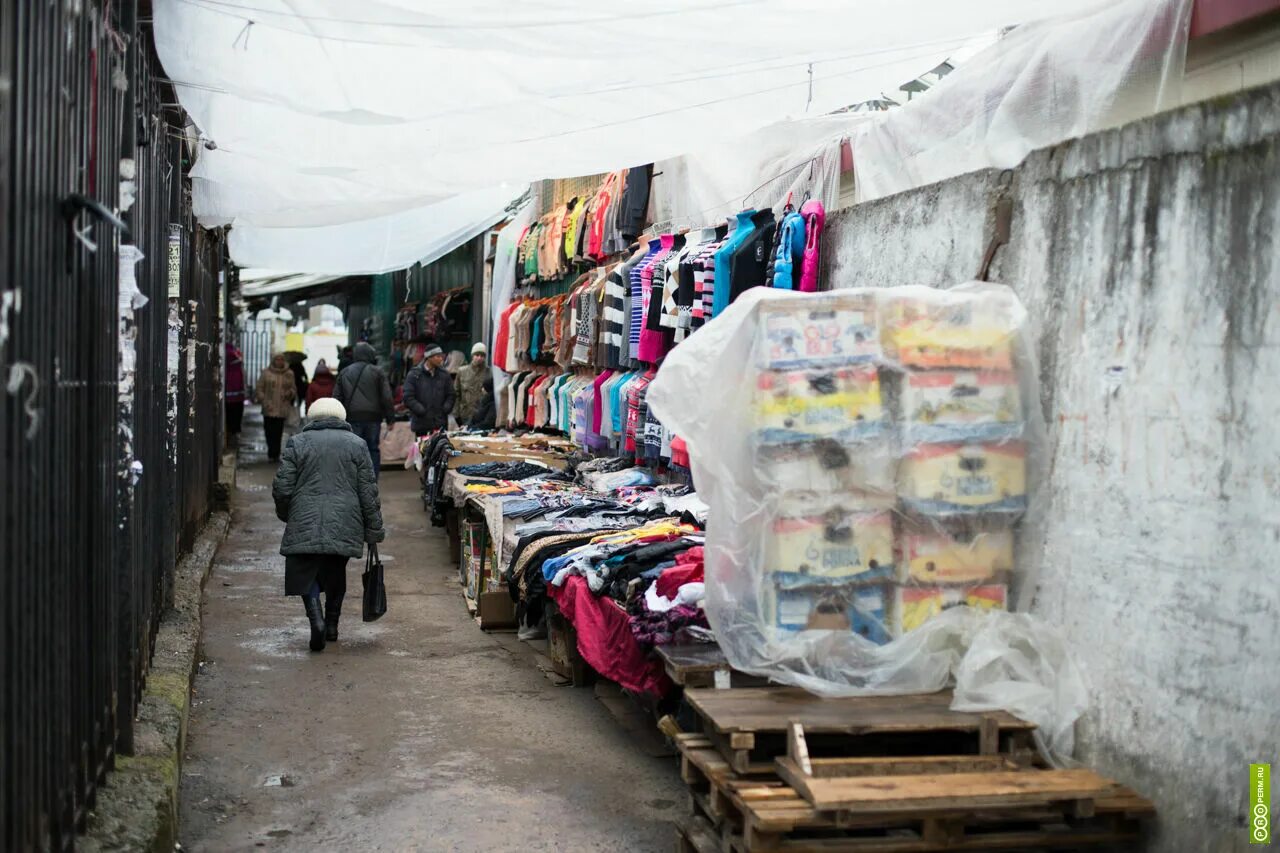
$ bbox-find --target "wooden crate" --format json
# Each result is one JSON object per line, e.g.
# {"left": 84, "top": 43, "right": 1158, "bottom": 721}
{"left": 684, "top": 687, "right": 1037, "bottom": 775}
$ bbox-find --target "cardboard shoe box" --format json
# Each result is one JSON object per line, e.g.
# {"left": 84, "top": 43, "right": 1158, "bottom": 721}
{"left": 765, "top": 506, "right": 895, "bottom": 584}
{"left": 891, "top": 584, "right": 1007, "bottom": 635}
{"left": 898, "top": 522, "right": 1013, "bottom": 584}
{"left": 765, "top": 581, "right": 891, "bottom": 645}
{"left": 754, "top": 364, "right": 886, "bottom": 445}
{"left": 758, "top": 292, "right": 881, "bottom": 369}
{"left": 900, "top": 369, "right": 1022, "bottom": 444}
{"left": 898, "top": 441, "right": 1027, "bottom": 516}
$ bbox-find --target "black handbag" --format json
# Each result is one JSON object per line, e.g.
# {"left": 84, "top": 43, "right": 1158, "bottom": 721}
{"left": 362, "top": 544, "right": 387, "bottom": 622}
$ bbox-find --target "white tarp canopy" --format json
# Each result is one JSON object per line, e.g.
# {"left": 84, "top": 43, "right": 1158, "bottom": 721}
{"left": 237, "top": 269, "right": 342, "bottom": 298}
{"left": 152, "top": 0, "right": 1085, "bottom": 274}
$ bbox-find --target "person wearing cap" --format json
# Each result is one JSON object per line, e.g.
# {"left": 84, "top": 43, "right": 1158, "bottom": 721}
{"left": 401, "top": 343, "right": 455, "bottom": 436}
{"left": 454, "top": 342, "right": 489, "bottom": 426}
{"left": 272, "top": 396, "right": 384, "bottom": 652}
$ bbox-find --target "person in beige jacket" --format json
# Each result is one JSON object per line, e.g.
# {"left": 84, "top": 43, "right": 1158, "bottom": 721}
{"left": 256, "top": 353, "right": 297, "bottom": 461}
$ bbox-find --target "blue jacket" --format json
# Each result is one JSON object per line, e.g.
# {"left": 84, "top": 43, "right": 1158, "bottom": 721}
{"left": 772, "top": 211, "right": 806, "bottom": 290}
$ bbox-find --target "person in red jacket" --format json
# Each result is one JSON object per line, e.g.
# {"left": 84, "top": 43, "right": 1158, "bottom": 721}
{"left": 305, "top": 360, "right": 337, "bottom": 414}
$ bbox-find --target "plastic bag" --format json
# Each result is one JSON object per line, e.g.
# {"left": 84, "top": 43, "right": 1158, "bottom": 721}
{"left": 647, "top": 282, "right": 1084, "bottom": 763}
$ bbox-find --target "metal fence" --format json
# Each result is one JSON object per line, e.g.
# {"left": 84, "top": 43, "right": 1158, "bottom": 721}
{"left": 1, "top": 3, "right": 223, "bottom": 849}
{"left": 239, "top": 317, "right": 274, "bottom": 398}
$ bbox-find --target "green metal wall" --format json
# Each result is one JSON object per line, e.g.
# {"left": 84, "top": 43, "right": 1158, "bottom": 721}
{"left": 368, "top": 240, "right": 480, "bottom": 361}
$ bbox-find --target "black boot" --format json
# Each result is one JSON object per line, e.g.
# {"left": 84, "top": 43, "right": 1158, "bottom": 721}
{"left": 303, "top": 595, "right": 326, "bottom": 652}
{"left": 324, "top": 593, "right": 344, "bottom": 642}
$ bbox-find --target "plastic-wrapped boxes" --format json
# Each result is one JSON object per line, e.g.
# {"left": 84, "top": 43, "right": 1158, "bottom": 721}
{"left": 760, "top": 292, "right": 881, "bottom": 369}
{"left": 765, "top": 505, "right": 894, "bottom": 583}
{"left": 645, "top": 282, "right": 1045, "bottom": 693}
{"left": 748, "top": 286, "right": 1031, "bottom": 643}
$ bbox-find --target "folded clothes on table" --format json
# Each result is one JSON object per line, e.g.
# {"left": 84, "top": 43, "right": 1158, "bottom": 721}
{"left": 455, "top": 460, "right": 552, "bottom": 481}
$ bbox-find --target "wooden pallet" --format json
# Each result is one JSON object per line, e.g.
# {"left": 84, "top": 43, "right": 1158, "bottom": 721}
{"left": 676, "top": 814, "right": 723, "bottom": 853}
{"left": 684, "top": 687, "right": 1038, "bottom": 775}
{"left": 673, "top": 734, "right": 1154, "bottom": 853}
{"left": 658, "top": 643, "right": 770, "bottom": 689}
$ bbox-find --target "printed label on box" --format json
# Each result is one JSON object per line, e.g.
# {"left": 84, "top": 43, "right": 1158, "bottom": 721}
{"left": 901, "top": 370, "right": 1022, "bottom": 444}
{"left": 881, "top": 292, "right": 1018, "bottom": 370}
{"left": 899, "top": 523, "right": 1014, "bottom": 583}
{"left": 892, "top": 584, "right": 1007, "bottom": 634}
{"left": 760, "top": 294, "right": 881, "bottom": 369}
{"left": 898, "top": 441, "right": 1028, "bottom": 516}
{"left": 766, "top": 509, "right": 894, "bottom": 582}
{"left": 755, "top": 365, "right": 886, "bottom": 445}
{"left": 766, "top": 581, "right": 890, "bottom": 644}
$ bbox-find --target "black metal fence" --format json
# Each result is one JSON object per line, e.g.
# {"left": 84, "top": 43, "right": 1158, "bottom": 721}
{"left": 1, "top": 3, "right": 223, "bottom": 849}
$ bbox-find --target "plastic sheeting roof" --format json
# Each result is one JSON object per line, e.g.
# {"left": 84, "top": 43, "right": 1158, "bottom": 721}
{"left": 237, "top": 269, "right": 343, "bottom": 298}
{"left": 152, "top": 0, "right": 1077, "bottom": 274}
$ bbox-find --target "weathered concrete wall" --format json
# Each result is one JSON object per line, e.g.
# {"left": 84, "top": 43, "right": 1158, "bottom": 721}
{"left": 826, "top": 82, "right": 1280, "bottom": 852}
{"left": 820, "top": 169, "right": 1007, "bottom": 291}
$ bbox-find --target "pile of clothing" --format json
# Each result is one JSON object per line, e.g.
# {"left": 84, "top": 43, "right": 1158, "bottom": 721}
{"left": 420, "top": 433, "right": 455, "bottom": 524}
{"left": 455, "top": 460, "right": 552, "bottom": 481}
{"left": 540, "top": 520, "right": 702, "bottom": 598}
{"left": 629, "top": 544, "right": 709, "bottom": 649}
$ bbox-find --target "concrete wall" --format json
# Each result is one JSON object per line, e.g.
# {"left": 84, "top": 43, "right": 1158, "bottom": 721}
{"left": 825, "top": 81, "right": 1280, "bottom": 852}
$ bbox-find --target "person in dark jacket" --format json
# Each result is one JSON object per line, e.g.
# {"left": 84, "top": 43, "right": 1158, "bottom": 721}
{"left": 287, "top": 355, "right": 309, "bottom": 407}
{"left": 402, "top": 343, "right": 455, "bottom": 436}
{"left": 467, "top": 376, "right": 497, "bottom": 430}
{"left": 272, "top": 397, "right": 385, "bottom": 652}
{"left": 336, "top": 345, "right": 355, "bottom": 373}
{"left": 333, "top": 342, "right": 395, "bottom": 476}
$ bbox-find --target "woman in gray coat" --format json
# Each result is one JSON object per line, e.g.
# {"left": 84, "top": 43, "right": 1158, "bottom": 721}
{"left": 272, "top": 396, "right": 385, "bottom": 651}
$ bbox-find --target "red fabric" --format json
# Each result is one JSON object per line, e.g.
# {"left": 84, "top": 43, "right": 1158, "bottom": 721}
{"left": 670, "top": 435, "right": 689, "bottom": 468}
{"left": 492, "top": 302, "right": 519, "bottom": 370}
{"left": 525, "top": 374, "right": 549, "bottom": 426}
{"left": 655, "top": 547, "right": 704, "bottom": 598}
{"left": 548, "top": 576, "right": 672, "bottom": 698}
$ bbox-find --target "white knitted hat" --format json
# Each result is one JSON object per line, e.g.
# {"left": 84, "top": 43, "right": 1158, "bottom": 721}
{"left": 307, "top": 397, "right": 346, "bottom": 421}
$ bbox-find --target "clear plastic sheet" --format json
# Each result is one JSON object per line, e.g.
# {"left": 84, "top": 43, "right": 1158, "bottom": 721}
{"left": 850, "top": 0, "right": 1191, "bottom": 204}
{"left": 151, "top": 0, "right": 1074, "bottom": 272}
{"left": 647, "top": 283, "right": 1086, "bottom": 762}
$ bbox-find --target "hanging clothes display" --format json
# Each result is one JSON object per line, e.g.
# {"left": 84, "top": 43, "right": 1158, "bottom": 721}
{"left": 496, "top": 165, "right": 828, "bottom": 474}
{"left": 513, "top": 168, "right": 654, "bottom": 285}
